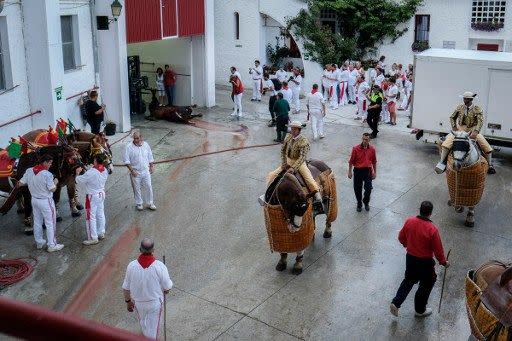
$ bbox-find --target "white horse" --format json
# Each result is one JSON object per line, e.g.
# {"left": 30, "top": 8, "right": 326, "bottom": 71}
{"left": 447, "top": 131, "right": 483, "bottom": 227}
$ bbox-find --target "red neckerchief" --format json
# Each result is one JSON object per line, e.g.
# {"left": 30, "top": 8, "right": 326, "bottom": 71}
{"left": 94, "top": 164, "right": 105, "bottom": 173}
{"left": 311, "top": 89, "right": 318, "bottom": 94}
{"left": 138, "top": 254, "right": 156, "bottom": 269}
{"left": 33, "top": 164, "right": 46, "bottom": 175}
{"left": 282, "top": 85, "right": 289, "bottom": 90}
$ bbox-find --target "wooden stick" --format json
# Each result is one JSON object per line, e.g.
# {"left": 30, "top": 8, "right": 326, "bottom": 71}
{"left": 438, "top": 249, "right": 452, "bottom": 313}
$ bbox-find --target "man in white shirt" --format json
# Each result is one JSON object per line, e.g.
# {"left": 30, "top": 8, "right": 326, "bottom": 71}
{"left": 275, "top": 67, "right": 288, "bottom": 84}
{"left": 279, "top": 81, "right": 293, "bottom": 104}
{"left": 386, "top": 77, "right": 399, "bottom": 125}
{"left": 329, "top": 64, "right": 339, "bottom": 109}
{"left": 123, "top": 238, "right": 173, "bottom": 339}
{"left": 399, "top": 75, "right": 413, "bottom": 111}
{"left": 75, "top": 154, "right": 109, "bottom": 245}
{"left": 288, "top": 68, "right": 302, "bottom": 114}
{"left": 338, "top": 63, "right": 350, "bottom": 106}
{"left": 321, "top": 64, "right": 331, "bottom": 100}
{"left": 374, "top": 68, "right": 385, "bottom": 89}
{"left": 348, "top": 64, "right": 359, "bottom": 104}
{"left": 18, "top": 154, "right": 64, "bottom": 252}
{"left": 355, "top": 75, "right": 370, "bottom": 120}
{"left": 249, "top": 60, "right": 263, "bottom": 101}
{"left": 124, "top": 131, "right": 156, "bottom": 211}
{"left": 307, "top": 84, "right": 326, "bottom": 140}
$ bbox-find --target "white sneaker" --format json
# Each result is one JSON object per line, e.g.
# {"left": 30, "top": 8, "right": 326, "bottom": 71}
{"left": 136, "top": 204, "right": 144, "bottom": 211}
{"left": 82, "top": 239, "right": 99, "bottom": 245}
{"left": 36, "top": 241, "right": 46, "bottom": 250}
{"left": 390, "top": 303, "right": 399, "bottom": 317}
{"left": 47, "top": 244, "right": 64, "bottom": 252}
{"left": 435, "top": 162, "right": 446, "bottom": 174}
{"left": 415, "top": 308, "right": 433, "bottom": 317}
{"left": 148, "top": 204, "right": 157, "bottom": 211}
{"left": 319, "top": 135, "right": 325, "bottom": 139}
{"left": 98, "top": 233, "right": 105, "bottom": 240}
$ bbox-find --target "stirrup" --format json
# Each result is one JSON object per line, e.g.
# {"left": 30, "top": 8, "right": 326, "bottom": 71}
{"left": 435, "top": 162, "right": 446, "bottom": 174}
{"left": 258, "top": 195, "right": 266, "bottom": 206}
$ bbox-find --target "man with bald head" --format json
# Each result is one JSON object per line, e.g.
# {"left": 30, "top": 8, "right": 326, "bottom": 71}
{"left": 123, "top": 238, "right": 173, "bottom": 339}
{"left": 124, "top": 131, "right": 156, "bottom": 211}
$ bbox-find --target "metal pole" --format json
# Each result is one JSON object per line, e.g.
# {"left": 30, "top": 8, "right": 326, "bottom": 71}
{"left": 438, "top": 249, "right": 452, "bottom": 313}
{"left": 163, "top": 255, "right": 167, "bottom": 341}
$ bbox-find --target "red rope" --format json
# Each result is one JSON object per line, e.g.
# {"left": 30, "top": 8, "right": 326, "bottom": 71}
{"left": 0, "top": 110, "right": 42, "bottom": 129}
{"left": 113, "top": 142, "right": 279, "bottom": 167}
{"left": 0, "top": 258, "right": 36, "bottom": 289}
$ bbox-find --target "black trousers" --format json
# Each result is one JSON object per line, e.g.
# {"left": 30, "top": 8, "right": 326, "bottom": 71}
{"left": 367, "top": 109, "right": 380, "bottom": 136}
{"left": 353, "top": 168, "right": 372, "bottom": 205}
{"left": 392, "top": 254, "right": 437, "bottom": 313}
{"left": 269, "top": 95, "right": 277, "bottom": 120}
{"left": 276, "top": 116, "right": 288, "bottom": 141}
{"left": 88, "top": 120, "right": 102, "bottom": 134}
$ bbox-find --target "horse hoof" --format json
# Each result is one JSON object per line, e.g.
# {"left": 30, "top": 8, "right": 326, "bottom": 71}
{"left": 72, "top": 211, "right": 82, "bottom": 218}
{"left": 291, "top": 265, "right": 303, "bottom": 275}
{"left": 17, "top": 208, "right": 25, "bottom": 214}
{"left": 56, "top": 217, "right": 63, "bottom": 222}
{"left": 323, "top": 230, "right": 332, "bottom": 238}
{"left": 465, "top": 221, "right": 475, "bottom": 227}
{"left": 76, "top": 204, "right": 84, "bottom": 211}
{"left": 275, "top": 261, "right": 287, "bottom": 272}
{"left": 447, "top": 200, "right": 452, "bottom": 207}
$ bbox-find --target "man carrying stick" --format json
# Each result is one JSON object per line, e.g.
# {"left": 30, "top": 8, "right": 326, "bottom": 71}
{"left": 390, "top": 201, "right": 449, "bottom": 318}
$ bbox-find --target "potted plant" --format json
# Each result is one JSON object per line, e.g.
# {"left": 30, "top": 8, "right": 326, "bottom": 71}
{"left": 471, "top": 21, "right": 504, "bottom": 31}
{"left": 411, "top": 41, "right": 429, "bottom": 52}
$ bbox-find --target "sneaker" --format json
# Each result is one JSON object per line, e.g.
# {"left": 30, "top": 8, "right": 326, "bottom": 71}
{"left": 364, "top": 203, "right": 370, "bottom": 211}
{"left": 435, "top": 162, "right": 446, "bottom": 174}
{"left": 319, "top": 135, "right": 325, "bottom": 139}
{"left": 82, "top": 239, "right": 99, "bottom": 245}
{"left": 148, "top": 204, "right": 157, "bottom": 210}
{"left": 136, "top": 204, "right": 144, "bottom": 211}
{"left": 36, "top": 241, "right": 46, "bottom": 250}
{"left": 47, "top": 244, "right": 64, "bottom": 253}
{"left": 230, "top": 112, "right": 237, "bottom": 116}
{"left": 390, "top": 303, "right": 399, "bottom": 317}
{"left": 415, "top": 308, "right": 433, "bottom": 318}
{"left": 98, "top": 233, "right": 105, "bottom": 240}
{"left": 356, "top": 204, "right": 362, "bottom": 212}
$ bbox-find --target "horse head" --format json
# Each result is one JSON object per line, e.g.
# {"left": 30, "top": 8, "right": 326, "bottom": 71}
{"left": 91, "top": 134, "right": 113, "bottom": 174}
{"left": 451, "top": 130, "right": 478, "bottom": 171}
{"left": 266, "top": 173, "right": 309, "bottom": 230}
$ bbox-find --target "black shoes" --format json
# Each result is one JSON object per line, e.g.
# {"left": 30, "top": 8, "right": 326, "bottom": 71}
{"left": 365, "top": 203, "right": 370, "bottom": 211}
{"left": 488, "top": 165, "right": 496, "bottom": 174}
{"left": 356, "top": 204, "right": 362, "bottom": 212}
{"left": 357, "top": 203, "right": 370, "bottom": 212}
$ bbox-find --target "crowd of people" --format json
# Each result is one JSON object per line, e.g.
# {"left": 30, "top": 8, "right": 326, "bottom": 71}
{"left": 227, "top": 56, "right": 414, "bottom": 142}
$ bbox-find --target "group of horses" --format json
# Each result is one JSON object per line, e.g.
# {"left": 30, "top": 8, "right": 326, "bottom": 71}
{"left": 0, "top": 129, "right": 113, "bottom": 232}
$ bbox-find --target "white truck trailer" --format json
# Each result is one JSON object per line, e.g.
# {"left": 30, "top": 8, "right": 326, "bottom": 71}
{"left": 411, "top": 49, "right": 512, "bottom": 146}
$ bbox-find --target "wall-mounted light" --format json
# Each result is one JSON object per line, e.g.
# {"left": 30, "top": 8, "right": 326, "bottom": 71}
{"left": 109, "top": 0, "right": 123, "bottom": 22}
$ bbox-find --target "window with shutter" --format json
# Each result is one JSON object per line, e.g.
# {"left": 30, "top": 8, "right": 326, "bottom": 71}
{"left": 414, "top": 15, "right": 430, "bottom": 43}
{"left": 61, "top": 16, "right": 76, "bottom": 71}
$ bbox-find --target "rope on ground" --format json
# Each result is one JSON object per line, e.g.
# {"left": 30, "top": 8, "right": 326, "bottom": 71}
{"left": 0, "top": 257, "right": 37, "bottom": 290}
{"left": 113, "top": 142, "right": 279, "bottom": 167}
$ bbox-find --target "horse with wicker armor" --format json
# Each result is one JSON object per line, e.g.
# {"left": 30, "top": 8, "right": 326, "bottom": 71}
{"left": 443, "top": 130, "right": 488, "bottom": 227}
{"left": 466, "top": 260, "right": 512, "bottom": 340}
{"left": 261, "top": 159, "right": 337, "bottom": 275}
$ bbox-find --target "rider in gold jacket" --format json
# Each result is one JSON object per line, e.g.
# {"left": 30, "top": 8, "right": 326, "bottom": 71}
{"left": 435, "top": 91, "right": 495, "bottom": 174}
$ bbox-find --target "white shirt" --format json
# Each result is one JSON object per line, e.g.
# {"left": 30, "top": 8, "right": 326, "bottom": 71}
{"left": 265, "top": 79, "right": 277, "bottom": 96}
{"left": 356, "top": 81, "right": 370, "bottom": 99}
{"left": 124, "top": 141, "right": 155, "bottom": 173}
{"left": 307, "top": 91, "right": 325, "bottom": 112}
{"left": 280, "top": 87, "right": 293, "bottom": 103}
{"left": 122, "top": 259, "right": 173, "bottom": 302}
{"left": 20, "top": 167, "right": 55, "bottom": 199}
{"left": 249, "top": 66, "right": 263, "bottom": 80}
{"left": 375, "top": 74, "right": 384, "bottom": 88}
{"left": 348, "top": 69, "right": 359, "bottom": 85}
{"left": 289, "top": 74, "right": 302, "bottom": 90}
{"left": 338, "top": 69, "right": 350, "bottom": 83}
{"left": 387, "top": 84, "right": 399, "bottom": 104}
{"left": 75, "top": 167, "right": 108, "bottom": 195}
{"left": 330, "top": 69, "right": 340, "bottom": 85}
{"left": 403, "top": 80, "right": 413, "bottom": 95}
{"left": 275, "top": 69, "right": 288, "bottom": 83}
{"left": 369, "top": 69, "right": 377, "bottom": 82}
{"left": 231, "top": 71, "right": 241, "bottom": 81}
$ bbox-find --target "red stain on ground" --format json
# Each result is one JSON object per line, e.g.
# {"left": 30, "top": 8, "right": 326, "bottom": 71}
{"left": 63, "top": 226, "right": 141, "bottom": 316}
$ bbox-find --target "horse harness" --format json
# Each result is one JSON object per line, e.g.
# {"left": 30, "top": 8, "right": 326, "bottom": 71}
{"left": 452, "top": 137, "right": 471, "bottom": 163}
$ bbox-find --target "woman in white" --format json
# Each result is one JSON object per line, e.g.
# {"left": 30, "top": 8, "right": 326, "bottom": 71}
{"left": 307, "top": 84, "right": 326, "bottom": 140}
{"left": 289, "top": 68, "right": 302, "bottom": 114}
{"left": 355, "top": 75, "right": 370, "bottom": 120}
{"left": 155, "top": 68, "right": 165, "bottom": 106}
{"left": 399, "top": 75, "right": 413, "bottom": 111}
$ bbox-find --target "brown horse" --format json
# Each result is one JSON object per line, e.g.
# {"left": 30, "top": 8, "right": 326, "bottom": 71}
{"left": 147, "top": 88, "right": 202, "bottom": 123}
{"left": 265, "top": 159, "right": 337, "bottom": 274}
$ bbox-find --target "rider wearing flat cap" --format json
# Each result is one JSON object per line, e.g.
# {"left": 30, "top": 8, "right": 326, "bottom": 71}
{"left": 435, "top": 91, "right": 496, "bottom": 174}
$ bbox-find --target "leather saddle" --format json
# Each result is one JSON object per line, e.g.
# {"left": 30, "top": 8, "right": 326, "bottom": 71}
{"left": 292, "top": 161, "right": 322, "bottom": 190}
{"left": 482, "top": 266, "right": 512, "bottom": 327}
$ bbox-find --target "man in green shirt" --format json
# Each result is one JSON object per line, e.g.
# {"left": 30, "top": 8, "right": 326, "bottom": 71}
{"left": 273, "top": 92, "right": 290, "bottom": 142}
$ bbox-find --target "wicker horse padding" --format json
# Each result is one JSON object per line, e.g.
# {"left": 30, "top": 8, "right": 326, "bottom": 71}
{"left": 322, "top": 171, "right": 338, "bottom": 224}
{"left": 446, "top": 156, "right": 488, "bottom": 207}
{"left": 465, "top": 271, "right": 509, "bottom": 341}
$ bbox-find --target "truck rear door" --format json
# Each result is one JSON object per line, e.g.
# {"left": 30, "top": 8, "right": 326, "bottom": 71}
{"left": 485, "top": 70, "right": 512, "bottom": 140}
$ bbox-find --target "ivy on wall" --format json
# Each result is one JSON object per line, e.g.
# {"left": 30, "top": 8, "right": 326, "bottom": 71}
{"left": 287, "top": 0, "right": 423, "bottom": 65}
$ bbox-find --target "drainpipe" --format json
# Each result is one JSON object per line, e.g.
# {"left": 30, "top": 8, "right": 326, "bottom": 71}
{"left": 89, "top": 0, "right": 100, "bottom": 87}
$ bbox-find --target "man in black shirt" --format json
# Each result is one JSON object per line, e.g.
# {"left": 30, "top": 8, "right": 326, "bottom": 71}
{"left": 366, "top": 85, "right": 383, "bottom": 138}
{"left": 85, "top": 90, "right": 105, "bottom": 134}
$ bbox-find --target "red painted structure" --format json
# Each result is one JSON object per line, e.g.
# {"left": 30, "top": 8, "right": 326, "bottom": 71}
{"left": 477, "top": 43, "right": 500, "bottom": 52}
{"left": 126, "top": 0, "right": 205, "bottom": 44}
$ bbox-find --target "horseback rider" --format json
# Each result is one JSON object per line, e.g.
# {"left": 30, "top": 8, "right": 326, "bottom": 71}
{"left": 435, "top": 91, "right": 496, "bottom": 175}
{"left": 264, "top": 121, "right": 325, "bottom": 214}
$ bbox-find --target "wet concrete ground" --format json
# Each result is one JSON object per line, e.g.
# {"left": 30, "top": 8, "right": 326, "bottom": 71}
{"left": 1, "top": 87, "right": 511, "bottom": 340}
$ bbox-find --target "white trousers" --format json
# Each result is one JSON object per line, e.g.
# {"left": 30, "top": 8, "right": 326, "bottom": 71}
{"left": 348, "top": 84, "right": 356, "bottom": 103}
{"left": 356, "top": 98, "right": 367, "bottom": 119}
{"left": 329, "top": 84, "right": 338, "bottom": 108}
{"left": 291, "top": 88, "right": 301, "bottom": 112}
{"left": 338, "top": 82, "right": 348, "bottom": 106}
{"left": 399, "top": 93, "right": 409, "bottom": 110}
{"left": 233, "top": 93, "right": 243, "bottom": 115}
{"left": 310, "top": 111, "right": 324, "bottom": 139}
{"left": 130, "top": 171, "right": 154, "bottom": 206}
{"left": 32, "top": 197, "right": 57, "bottom": 248}
{"left": 85, "top": 192, "right": 105, "bottom": 240}
{"left": 381, "top": 102, "right": 389, "bottom": 123}
{"left": 135, "top": 300, "right": 163, "bottom": 339}
{"left": 252, "top": 79, "right": 262, "bottom": 100}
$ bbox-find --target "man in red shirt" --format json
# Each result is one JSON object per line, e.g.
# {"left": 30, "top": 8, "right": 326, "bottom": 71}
{"left": 390, "top": 201, "right": 449, "bottom": 318}
{"left": 163, "top": 64, "right": 176, "bottom": 106}
{"left": 348, "top": 133, "right": 377, "bottom": 212}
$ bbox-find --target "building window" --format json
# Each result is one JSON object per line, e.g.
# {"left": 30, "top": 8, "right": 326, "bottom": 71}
{"left": 0, "top": 29, "right": 5, "bottom": 90}
{"left": 414, "top": 15, "right": 430, "bottom": 43}
{"left": 471, "top": 1, "right": 506, "bottom": 23}
{"left": 234, "top": 12, "right": 240, "bottom": 40}
{"left": 0, "top": 17, "right": 11, "bottom": 91}
{"left": 320, "top": 9, "right": 338, "bottom": 34}
{"left": 61, "top": 15, "right": 80, "bottom": 71}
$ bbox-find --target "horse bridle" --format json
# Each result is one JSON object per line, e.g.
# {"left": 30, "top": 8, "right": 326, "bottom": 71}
{"left": 269, "top": 173, "right": 306, "bottom": 229}
{"left": 452, "top": 137, "right": 471, "bottom": 162}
